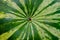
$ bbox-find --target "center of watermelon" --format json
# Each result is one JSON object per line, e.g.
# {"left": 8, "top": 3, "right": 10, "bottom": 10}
{"left": 28, "top": 18, "right": 31, "bottom": 21}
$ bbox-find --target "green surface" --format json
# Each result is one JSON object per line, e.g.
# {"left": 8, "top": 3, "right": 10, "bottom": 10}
{"left": 0, "top": 0, "right": 60, "bottom": 40}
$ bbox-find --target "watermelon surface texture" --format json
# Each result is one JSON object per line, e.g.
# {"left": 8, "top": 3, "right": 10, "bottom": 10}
{"left": 0, "top": 0, "right": 60, "bottom": 40}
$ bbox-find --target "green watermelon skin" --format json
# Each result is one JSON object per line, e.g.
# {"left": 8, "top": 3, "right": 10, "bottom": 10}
{"left": 0, "top": 0, "right": 60, "bottom": 40}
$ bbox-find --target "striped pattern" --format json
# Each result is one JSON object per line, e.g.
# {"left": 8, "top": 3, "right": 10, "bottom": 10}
{"left": 0, "top": 0, "right": 60, "bottom": 40}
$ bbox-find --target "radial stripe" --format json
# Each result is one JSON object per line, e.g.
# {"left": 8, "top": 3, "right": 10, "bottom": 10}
{"left": 45, "top": 10, "right": 60, "bottom": 16}
{"left": 33, "top": 14, "right": 60, "bottom": 20}
{"left": 31, "top": 22, "right": 34, "bottom": 40}
{"left": 6, "top": 0, "right": 27, "bottom": 17}
{"left": 21, "top": 24, "right": 29, "bottom": 40}
{"left": 32, "top": 21, "right": 52, "bottom": 40}
{"left": 12, "top": 0, "right": 27, "bottom": 16}
{"left": 30, "top": 0, "right": 43, "bottom": 17}
{"left": 0, "top": 20, "right": 26, "bottom": 35}
{"left": 7, "top": 2, "right": 26, "bottom": 17}
{"left": 33, "top": 21, "right": 59, "bottom": 40}
{"left": 32, "top": 0, "right": 54, "bottom": 17}
{"left": 32, "top": 22, "right": 46, "bottom": 40}
{"left": 21, "top": 31, "right": 26, "bottom": 40}
{"left": 29, "top": 0, "right": 35, "bottom": 15}
{"left": 23, "top": 22, "right": 31, "bottom": 40}
{"left": 31, "top": 22, "right": 42, "bottom": 40}
{"left": 27, "top": 23, "right": 31, "bottom": 40}
{"left": 20, "top": 0, "right": 27, "bottom": 15}
{"left": 0, "top": 21, "right": 27, "bottom": 40}
{"left": 7, "top": 12, "right": 25, "bottom": 18}
{"left": 36, "top": 3, "right": 60, "bottom": 17}
{"left": 33, "top": 19, "right": 60, "bottom": 23}
{"left": 7, "top": 21, "right": 28, "bottom": 40}
{"left": 34, "top": 21, "right": 60, "bottom": 38}
{"left": 16, "top": 22, "right": 29, "bottom": 40}
{"left": 32, "top": 0, "right": 56, "bottom": 17}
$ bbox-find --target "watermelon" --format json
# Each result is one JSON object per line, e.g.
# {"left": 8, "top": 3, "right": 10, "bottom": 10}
{"left": 0, "top": 0, "right": 60, "bottom": 40}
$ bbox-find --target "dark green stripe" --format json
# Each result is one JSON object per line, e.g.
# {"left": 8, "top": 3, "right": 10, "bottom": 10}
{"left": 0, "top": 19, "right": 26, "bottom": 35}
{"left": 29, "top": 24, "right": 33, "bottom": 40}
{"left": 42, "top": 22, "right": 60, "bottom": 29}
{"left": 33, "top": 0, "right": 56, "bottom": 17}
{"left": 29, "top": 0, "right": 35, "bottom": 16}
{"left": 45, "top": 10, "right": 60, "bottom": 16}
{"left": 34, "top": 21, "right": 59, "bottom": 40}
{"left": 32, "top": 23, "right": 42, "bottom": 40}
{"left": 31, "top": 0, "right": 43, "bottom": 17}
{"left": 12, "top": 0, "right": 27, "bottom": 16}
{"left": 22, "top": 22, "right": 29, "bottom": 40}
{"left": 24, "top": 0, "right": 30, "bottom": 16}
{"left": 9, "top": 12, "right": 26, "bottom": 18}
{"left": 36, "top": 20, "right": 60, "bottom": 29}
{"left": 8, "top": 22, "right": 27, "bottom": 40}
{"left": 7, "top": 6, "right": 26, "bottom": 18}
{"left": 0, "top": 1, "right": 26, "bottom": 18}
{"left": 0, "top": 18, "right": 26, "bottom": 24}
{"left": 43, "top": 27, "right": 59, "bottom": 40}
